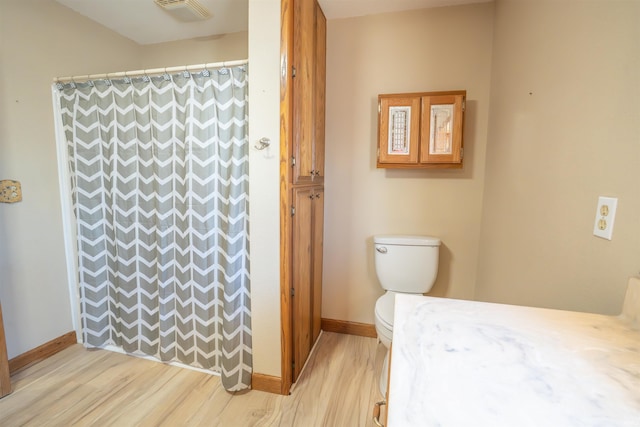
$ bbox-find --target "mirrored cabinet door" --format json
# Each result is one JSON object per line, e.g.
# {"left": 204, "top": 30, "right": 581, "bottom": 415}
{"left": 420, "top": 93, "right": 464, "bottom": 165}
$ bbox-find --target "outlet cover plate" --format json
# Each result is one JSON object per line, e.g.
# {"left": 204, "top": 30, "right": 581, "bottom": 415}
{"left": 593, "top": 196, "right": 617, "bottom": 240}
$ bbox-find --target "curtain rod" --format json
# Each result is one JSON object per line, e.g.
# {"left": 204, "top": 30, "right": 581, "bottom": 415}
{"left": 53, "top": 59, "right": 248, "bottom": 84}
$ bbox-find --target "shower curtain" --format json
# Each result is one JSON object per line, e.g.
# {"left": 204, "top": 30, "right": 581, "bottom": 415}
{"left": 52, "top": 66, "right": 251, "bottom": 391}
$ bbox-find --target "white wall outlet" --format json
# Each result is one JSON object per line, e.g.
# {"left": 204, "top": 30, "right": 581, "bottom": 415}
{"left": 593, "top": 196, "right": 618, "bottom": 240}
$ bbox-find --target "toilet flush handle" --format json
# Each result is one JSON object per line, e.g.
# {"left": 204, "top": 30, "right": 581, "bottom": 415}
{"left": 376, "top": 246, "right": 388, "bottom": 254}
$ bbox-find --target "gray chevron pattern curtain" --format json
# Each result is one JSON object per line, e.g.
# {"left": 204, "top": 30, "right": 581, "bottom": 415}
{"left": 53, "top": 66, "right": 251, "bottom": 391}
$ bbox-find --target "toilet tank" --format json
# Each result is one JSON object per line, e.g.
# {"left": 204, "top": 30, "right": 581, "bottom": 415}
{"left": 374, "top": 235, "right": 441, "bottom": 293}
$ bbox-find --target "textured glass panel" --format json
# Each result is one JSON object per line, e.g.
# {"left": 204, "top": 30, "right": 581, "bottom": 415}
{"left": 388, "top": 106, "right": 411, "bottom": 155}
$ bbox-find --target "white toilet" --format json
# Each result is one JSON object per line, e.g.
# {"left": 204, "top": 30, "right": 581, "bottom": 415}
{"left": 373, "top": 234, "right": 441, "bottom": 396}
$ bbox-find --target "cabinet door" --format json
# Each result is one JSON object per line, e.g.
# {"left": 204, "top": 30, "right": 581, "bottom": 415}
{"left": 291, "top": 186, "right": 323, "bottom": 381}
{"left": 420, "top": 94, "right": 464, "bottom": 164}
{"left": 313, "top": 4, "right": 326, "bottom": 181}
{"left": 292, "top": 0, "right": 326, "bottom": 184}
{"left": 311, "top": 188, "right": 323, "bottom": 343}
{"left": 0, "top": 303, "right": 11, "bottom": 398}
{"left": 292, "top": 187, "right": 314, "bottom": 381}
{"left": 378, "top": 96, "right": 421, "bottom": 165}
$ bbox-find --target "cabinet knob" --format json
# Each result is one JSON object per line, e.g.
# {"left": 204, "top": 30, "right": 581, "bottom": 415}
{"left": 376, "top": 246, "right": 388, "bottom": 254}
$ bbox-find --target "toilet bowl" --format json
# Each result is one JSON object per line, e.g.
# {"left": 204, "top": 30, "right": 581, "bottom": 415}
{"left": 374, "top": 290, "right": 396, "bottom": 396}
{"left": 373, "top": 235, "right": 440, "bottom": 396}
{"left": 374, "top": 291, "right": 395, "bottom": 348}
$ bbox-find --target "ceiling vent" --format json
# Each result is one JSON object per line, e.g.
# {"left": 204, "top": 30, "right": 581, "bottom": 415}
{"left": 154, "top": 0, "right": 212, "bottom": 22}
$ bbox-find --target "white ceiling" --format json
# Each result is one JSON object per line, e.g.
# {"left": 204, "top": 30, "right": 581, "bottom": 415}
{"left": 55, "top": 0, "right": 249, "bottom": 45}
{"left": 55, "top": 0, "right": 490, "bottom": 45}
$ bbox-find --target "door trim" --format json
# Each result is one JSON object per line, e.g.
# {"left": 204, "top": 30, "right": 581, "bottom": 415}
{"left": 279, "top": 0, "right": 294, "bottom": 396}
{"left": 0, "top": 304, "right": 11, "bottom": 398}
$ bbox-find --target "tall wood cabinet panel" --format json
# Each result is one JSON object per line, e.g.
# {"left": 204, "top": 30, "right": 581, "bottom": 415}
{"left": 291, "top": 186, "right": 324, "bottom": 380}
{"left": 313, "top": 6, "right": 326, "bottom": 182}
{"left": 283, "top": 0, "right": 326, "bottom": 388}
{"left": 292, "top": 0, "right": 326, "bottom": 184}
{"left": 291, "top": 187, "right": 313, "bottom": 380}
{"left": 0, "top": 303, "right": 11, "bottom": 398}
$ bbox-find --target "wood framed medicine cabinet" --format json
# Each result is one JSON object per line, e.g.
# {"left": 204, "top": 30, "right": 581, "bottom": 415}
{"left": 377, "top": 90, "right": 466, "bottom": 169}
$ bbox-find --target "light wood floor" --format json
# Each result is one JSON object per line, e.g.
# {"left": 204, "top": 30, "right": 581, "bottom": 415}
{"left": 0, "top": 332, "right": 386, "bottom": 426}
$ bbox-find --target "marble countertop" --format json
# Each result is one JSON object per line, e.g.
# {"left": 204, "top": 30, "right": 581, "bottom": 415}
{"left": 387, "top": 282, "right": 640, "bottom": 426}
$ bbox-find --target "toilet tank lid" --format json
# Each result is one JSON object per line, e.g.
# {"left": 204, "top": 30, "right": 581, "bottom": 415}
{"left": 374, "top": 235, "right": 441, "bottom": 246}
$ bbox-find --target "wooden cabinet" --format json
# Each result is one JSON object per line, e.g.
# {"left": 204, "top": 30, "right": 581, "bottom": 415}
{"left": 289, "top": 0, "right": 326, "bottom": 385}
{"left": 377, "top": 91, "right": 466, "bottom": 169}
{"left": 0, "top": 303, "right": 11, "bottom": 398}
{"left": 281, "top": 0, "right": 326, "bottom": 391}
{"left": 291, "top": 186, "right": 324, "bottom": 380}
{"left": 292, "top": 0, "right": 326, "bottom": 184}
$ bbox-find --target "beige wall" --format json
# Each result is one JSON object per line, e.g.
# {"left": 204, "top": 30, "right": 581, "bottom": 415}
{"left": 0, "top": 0, "right": 142, "bottom": 359}
{"left": 323, "top": 3, "right": 495, "bottom": 324}
{"left": 475, "top": 0, "right": 640, "bottom": 314}
{"left": 139, "top": 31, "right": 248, "bottom": 69}
{"left": 246, "top": 0, "right": 282, "bottom": 377}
